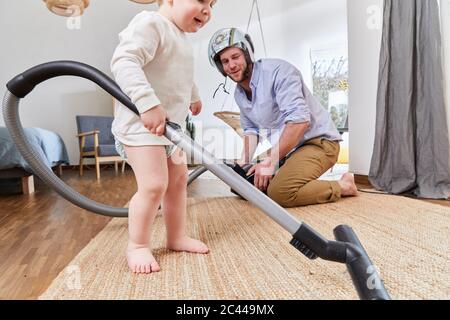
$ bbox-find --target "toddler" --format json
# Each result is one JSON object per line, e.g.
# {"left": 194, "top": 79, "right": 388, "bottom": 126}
{"left": 111, "top": 0, "right": 215, "bottom": 274}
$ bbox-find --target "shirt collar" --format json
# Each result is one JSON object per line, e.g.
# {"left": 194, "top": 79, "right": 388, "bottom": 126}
{"left": 235, "top": 60, "right": 261, "bottom": 99}
{"left": 250, "top": 59, "right": 261, "bottom": 88}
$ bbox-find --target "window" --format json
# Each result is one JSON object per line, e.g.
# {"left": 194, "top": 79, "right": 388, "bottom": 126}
{"left": 310, "top": 45, "right": 348, "bottom": 129}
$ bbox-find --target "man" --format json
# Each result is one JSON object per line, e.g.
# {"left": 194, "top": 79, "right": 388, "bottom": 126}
{"left": 208, "top": 28, "right": 358, "bottom": 207}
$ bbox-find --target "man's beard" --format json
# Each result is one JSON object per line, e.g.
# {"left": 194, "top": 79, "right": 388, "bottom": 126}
{"left": 236, "top": 64, "right": 251, "bottom": 83}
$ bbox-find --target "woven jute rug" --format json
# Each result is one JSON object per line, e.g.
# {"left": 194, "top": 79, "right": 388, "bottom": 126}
{"left": 39, "top": 193, "right": 450, "bottom": 300}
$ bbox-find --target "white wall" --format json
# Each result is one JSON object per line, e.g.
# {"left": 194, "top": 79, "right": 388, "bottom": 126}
{"left": 347, "top": 0, "right": 383, "bottom": 175}
{"left": 0, "top": 0, "right": 348, "bottom": 163}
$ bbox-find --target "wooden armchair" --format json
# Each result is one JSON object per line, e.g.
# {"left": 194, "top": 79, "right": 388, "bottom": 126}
{"left": 76, "top": 115, "right": 125, "bottom": 180}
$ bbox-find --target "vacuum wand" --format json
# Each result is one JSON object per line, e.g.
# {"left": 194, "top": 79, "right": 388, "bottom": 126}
{"left": 164, "top": 122, "right": 390, "bottom": 300}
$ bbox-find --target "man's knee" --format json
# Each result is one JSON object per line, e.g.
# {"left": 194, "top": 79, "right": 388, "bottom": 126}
{"left": 267, "top": 184, "right": 297, "bottom": 208}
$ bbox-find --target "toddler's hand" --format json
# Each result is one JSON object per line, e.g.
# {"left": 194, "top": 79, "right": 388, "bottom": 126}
{"left": 141, "top": 105, "right": 167, "bottom": 136}
{"left": 190, "top": 101, "right": 202, "bottom": 116}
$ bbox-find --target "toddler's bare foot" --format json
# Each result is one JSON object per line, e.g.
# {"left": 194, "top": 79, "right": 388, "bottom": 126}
{"left": 338, "top": 173, "right": 358, "bottom": 197}
{"left": 126, "top": 242, "right": 161, "bottom": 274}
{"left": 167, "top": 236, "right": 209, "bottom": 254}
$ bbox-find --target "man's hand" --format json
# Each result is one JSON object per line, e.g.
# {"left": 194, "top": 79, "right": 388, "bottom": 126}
{"left": 141, "top": 105, "right": 167, "bottom": 136}
{"left": 247, "top": 158, "right": 276, "bottom": 192}
{"left": 190, "top": 101, "right": 202, "bottom": 116}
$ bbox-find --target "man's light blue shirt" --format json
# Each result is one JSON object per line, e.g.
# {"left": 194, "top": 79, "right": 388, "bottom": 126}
{"left": 234, "top": 59, "right": 342, "bottom": 149}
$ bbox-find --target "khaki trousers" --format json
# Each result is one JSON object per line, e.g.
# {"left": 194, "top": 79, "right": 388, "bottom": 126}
{"left": 267, "top": 138, "right": 341, "bottom": 207}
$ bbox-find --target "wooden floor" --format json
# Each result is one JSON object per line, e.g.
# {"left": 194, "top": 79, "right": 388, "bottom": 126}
{"left": 0, "top": 168, "right": 448, "bottom": 299}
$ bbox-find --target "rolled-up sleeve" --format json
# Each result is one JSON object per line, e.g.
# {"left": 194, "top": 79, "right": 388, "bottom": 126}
{"left": 240, "top": 110, "right": 259, "bottom": 136}
{"left": 273, "top": 64, "right": 311, "bottom": 124}
{"left": 111, "top": 13, "right": 161, "bottom": 114}
{"left": 191, "top": 83, "right": 201, "bottom": 103}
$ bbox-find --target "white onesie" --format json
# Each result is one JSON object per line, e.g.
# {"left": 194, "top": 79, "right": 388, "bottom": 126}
{"left": 111, "top": 11, "right": 200, "bottom": 146}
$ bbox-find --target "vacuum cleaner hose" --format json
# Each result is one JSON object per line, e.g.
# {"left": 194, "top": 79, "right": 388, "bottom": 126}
{"left": 2, "top": 61, "right": 137, "bottom": 217}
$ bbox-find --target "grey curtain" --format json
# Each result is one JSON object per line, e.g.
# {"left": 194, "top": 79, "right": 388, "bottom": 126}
{"left": 369, "top": 0, "right": 450, "bottom": 199}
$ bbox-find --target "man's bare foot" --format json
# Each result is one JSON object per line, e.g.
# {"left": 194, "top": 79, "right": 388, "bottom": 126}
{"left": 338, "top": 173, "right": 358, "bottom": 197}
{"left": 126, "top": 242, "right": 161, "bottom": 274}
{"left": 167, "top": 236, "right": 209, "bottom": 254}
